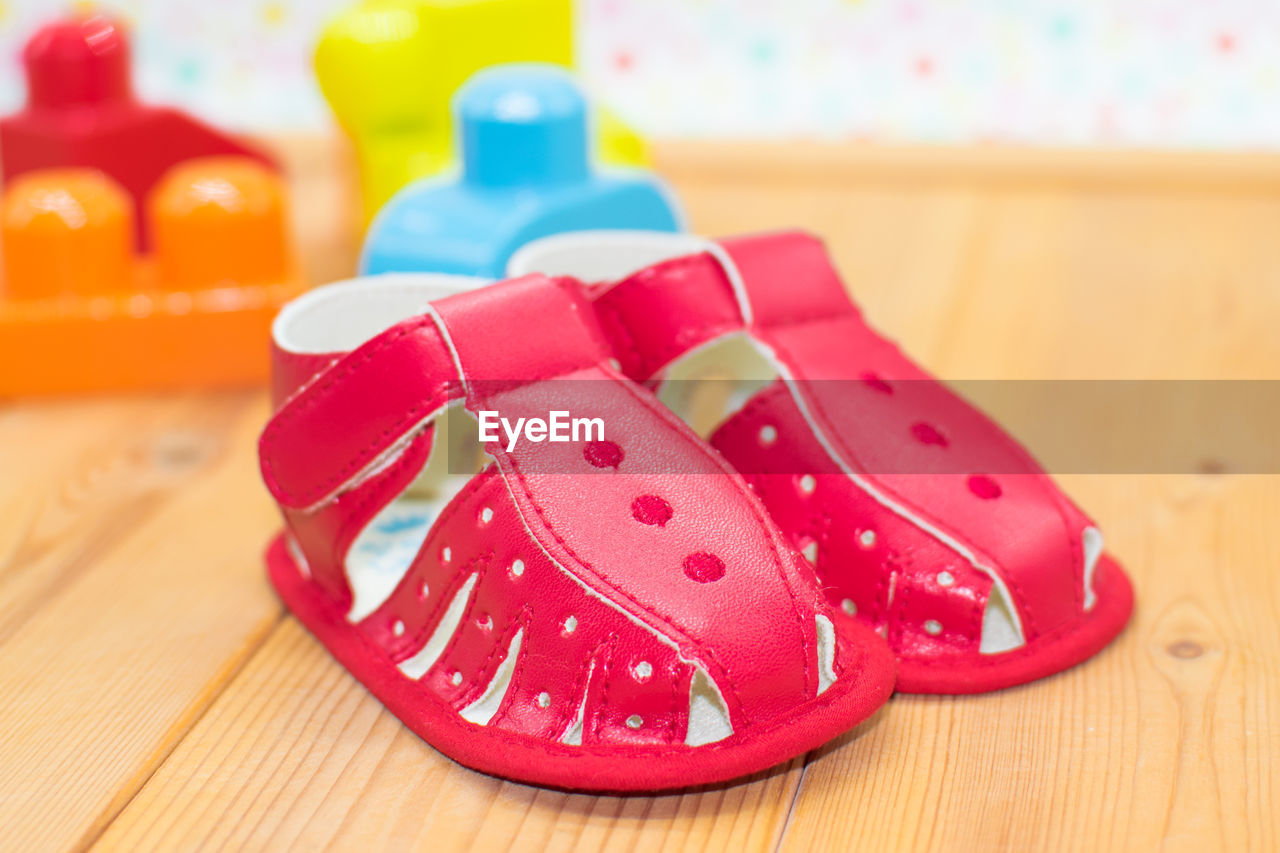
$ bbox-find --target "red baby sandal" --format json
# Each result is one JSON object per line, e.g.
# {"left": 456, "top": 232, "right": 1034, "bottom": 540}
{"left": 510, "top": 230, "right": 1134, "bottom": 694}
{"left": 259, "top": 272, "right": 895, "bottom": 790}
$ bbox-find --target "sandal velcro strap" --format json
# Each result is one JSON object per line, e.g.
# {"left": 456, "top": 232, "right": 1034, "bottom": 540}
{"left": 261, "top": 275, "right": 606, "bottom": 509}
{"left": 261, "top": 315, "right": 459, "bottom": 509}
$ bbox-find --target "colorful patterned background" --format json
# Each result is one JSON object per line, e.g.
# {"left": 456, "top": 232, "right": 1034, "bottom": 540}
{"left": 2, "top": 0, "right": 1279, "bottom": 147}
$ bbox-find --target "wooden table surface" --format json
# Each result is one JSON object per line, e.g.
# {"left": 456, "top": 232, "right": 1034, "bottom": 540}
{"left": 2, "top": 140, "right": 1278, "bottom": 852}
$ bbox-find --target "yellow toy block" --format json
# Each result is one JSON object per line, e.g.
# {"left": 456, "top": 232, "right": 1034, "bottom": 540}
{"left": 315, "top": 0, "right": 648, "bottom": 222}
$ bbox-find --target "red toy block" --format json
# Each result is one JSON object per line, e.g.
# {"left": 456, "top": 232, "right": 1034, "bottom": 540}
{"left": 0, "top": 12, "right": 279, "bottom": 250}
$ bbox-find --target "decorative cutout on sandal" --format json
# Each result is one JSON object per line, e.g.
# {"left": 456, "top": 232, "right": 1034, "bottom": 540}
{"left": 584, "top": 440, "right": 623, "bottom": 468}
{"left": 685, "top": 666, "right": 733, "bottom": 746}
{"left": 460, "top": 628, "right": 524, "bottom": 725}
{"left": 967, "top": 474, "right": 1002, "bottom": 499}
{"left": 683, "top": 552, "right": 726, "bottom": 583}
{"left": 911, "top": 422, "right": 949, "bottom": 447}
{"left": 397, "top": 573, "right": 479, "bottom": 678}
{"left": 286, "top": 534, "right": 310, "bottom": 579}
{"left": 1082, "top": 527, "right": 1104, "bottom": 611}
{"left": 631, "top": 495, "right": 673, "bottom": 526}
{"left": 815, "top": 614, "right": 838, "bottom": 694}
{"left": 979, "top": 583, "right": 1023, "bottom": 654}
{"left": 560, "top": 661, "right": 595, "bottom": 745}
{"left": 860, "top": 372, "right": 893, "bottom": 394}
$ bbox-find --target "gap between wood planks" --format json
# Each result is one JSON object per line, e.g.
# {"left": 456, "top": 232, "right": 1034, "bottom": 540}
{"left": 773, "top": 753, "right": 813, "bottom": 853}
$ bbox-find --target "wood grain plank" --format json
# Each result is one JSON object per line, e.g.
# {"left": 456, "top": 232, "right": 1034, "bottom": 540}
{"left": 654, "top": 142, "right": 1280, "bottom": 192}
{"left": 96, "top": 618, "right": 808, "bottom": 853}
{"left": 0, "top": 396, "right": 254, "bottom": 645}
{"left": 0, "top": 392, "right": 283, "bottom": 851}
{"left": 928, "top": 188, "right": 1280, "bottom": 379}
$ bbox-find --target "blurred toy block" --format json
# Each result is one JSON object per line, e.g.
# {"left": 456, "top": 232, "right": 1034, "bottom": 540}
{"left": 315, "top": 0, "right": 648, "bottom": 221}
{"left": 0, "top": 158, "right": 305, "bottom": 396}
{"left": 0, "top": 13, "right": 278, "bottom": 250}
{"left": 360, "top": 64, "right": 682, "bottom": 278}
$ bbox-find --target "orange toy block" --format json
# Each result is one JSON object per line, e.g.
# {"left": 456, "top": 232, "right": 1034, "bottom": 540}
{"left": 0, "top": 157, "right": 306, "bottom": 396}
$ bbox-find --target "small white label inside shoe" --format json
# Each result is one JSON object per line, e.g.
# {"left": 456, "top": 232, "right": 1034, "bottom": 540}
{"left": 477, "top": 410, "right": 605, "bottom": 452}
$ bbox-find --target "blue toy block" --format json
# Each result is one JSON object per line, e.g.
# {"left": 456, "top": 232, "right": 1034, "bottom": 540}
{"left": 360, "top": 64, "right": 683, "bottom": 278}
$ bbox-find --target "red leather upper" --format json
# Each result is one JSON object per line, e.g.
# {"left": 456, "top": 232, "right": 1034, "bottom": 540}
{"left": 590, "top": 232, "right": 1100, "bottom": 664}
{"left": 259, "top": 274, "right": 863, "bottom": 745}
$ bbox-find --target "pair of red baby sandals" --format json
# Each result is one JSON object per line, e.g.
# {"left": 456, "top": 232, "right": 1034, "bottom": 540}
{"left": 259, "top": 230, "right": 1133, "bottom": 792}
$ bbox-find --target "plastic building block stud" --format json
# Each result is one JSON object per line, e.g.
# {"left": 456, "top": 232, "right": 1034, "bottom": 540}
{"left": 316, "top": 0, "right": 648, "bottom": 221}
{"left": 361, "top": 64, "right": 683, "bottom": 278}
{"left": 0, "top": 159, "right": 306, "bottom": 396}
{"left": 0, "top": 13, "right": 278, "bottom": 250}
